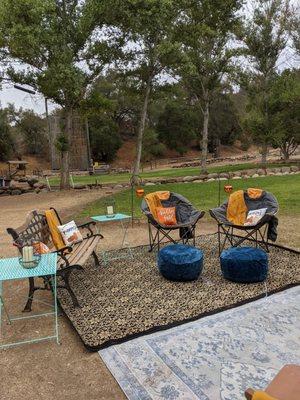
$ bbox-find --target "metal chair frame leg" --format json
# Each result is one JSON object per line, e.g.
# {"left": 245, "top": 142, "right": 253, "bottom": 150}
{"left": 218, "top": 223, "right": 270, "bottom": 256}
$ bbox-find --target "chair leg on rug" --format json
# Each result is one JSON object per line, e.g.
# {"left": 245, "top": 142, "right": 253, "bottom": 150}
{"left": 148, "top": 222, "right": 155, "bottom": 252}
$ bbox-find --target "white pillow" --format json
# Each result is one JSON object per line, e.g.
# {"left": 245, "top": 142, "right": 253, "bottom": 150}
{"left": 58, "top": 220, "right": 83, "bottom": 245}
{"left": 244, "top": 208, "right": 267, "bottom": 226}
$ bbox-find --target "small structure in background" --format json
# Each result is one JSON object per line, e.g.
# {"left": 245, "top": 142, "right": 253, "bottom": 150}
{"left": 89, "top": 161, "right": 110, "bottom": 175}
{"left": 7, "top": 160, "right": 28, "bottom": 179}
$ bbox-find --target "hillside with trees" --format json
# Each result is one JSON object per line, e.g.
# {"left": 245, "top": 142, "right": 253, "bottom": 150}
{"left": 0, "top": 0, "right": 299, "bottom": 185}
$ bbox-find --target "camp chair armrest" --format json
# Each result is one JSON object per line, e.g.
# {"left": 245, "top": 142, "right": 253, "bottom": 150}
{"left": 194, "top": 210, "right": 205, "bottom": 222}
{"left": 218, "top": 213, "right": 275, "bottom": 229}
{"left": 145, "top": 210, "right": 205, "bottom": 228}
{"left": 209, "top": 209, "right": 226, "bottom": 225}
{"left": 144, "top": 212, "right": 158, "bottom": 226}
{"left": 244, "top": 388, "right": 254, "bottom": 399}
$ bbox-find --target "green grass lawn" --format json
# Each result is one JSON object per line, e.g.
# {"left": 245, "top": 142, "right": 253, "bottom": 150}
{"left": 79, "top": 174, "right": 300, "bottom": 219}
{"left": 49, "top": 161, "right": 297, "bottom": 186}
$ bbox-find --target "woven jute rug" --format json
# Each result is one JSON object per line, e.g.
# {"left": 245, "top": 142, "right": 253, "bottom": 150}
{"left": 57, "top": 234, "right": 300, "bottom": 351}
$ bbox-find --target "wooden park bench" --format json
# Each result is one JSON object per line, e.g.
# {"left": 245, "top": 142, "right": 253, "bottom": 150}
{"left": 7, "top": 208, "right": 103, "bottom": 310}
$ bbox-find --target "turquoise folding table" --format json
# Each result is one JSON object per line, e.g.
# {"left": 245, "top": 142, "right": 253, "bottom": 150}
{"left": 0, "top": 253, "right": 59, "bottom": 349}
{"left": 91, "top": 213, "right": 133, "bottom": 265}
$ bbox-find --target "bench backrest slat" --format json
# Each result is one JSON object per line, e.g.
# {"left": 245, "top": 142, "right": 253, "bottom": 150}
{"left": 7, "top": 210, "right": 53, "bottom": 249}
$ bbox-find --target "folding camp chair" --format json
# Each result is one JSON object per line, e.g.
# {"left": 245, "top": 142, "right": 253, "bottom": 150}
{"left": 141, "top": 192, "right": 205, "bottom": 252}
{"left": 209, "top": 190, "right": 279, "bottom": 256}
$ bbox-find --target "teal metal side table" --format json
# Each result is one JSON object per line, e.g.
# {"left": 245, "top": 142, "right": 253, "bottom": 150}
{"left": 91, "top": 213, "right": 133, "bottom": 265}
{"left": 0, "top": 253, "right": 59, "bottom": 349}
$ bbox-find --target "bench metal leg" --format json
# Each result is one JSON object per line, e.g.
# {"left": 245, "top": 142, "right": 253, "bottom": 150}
{"left": 58, "top": 265, "right": 83, "bottom": 308}
{"left": 92, "top": 251, "right": 100, "bottom": 267}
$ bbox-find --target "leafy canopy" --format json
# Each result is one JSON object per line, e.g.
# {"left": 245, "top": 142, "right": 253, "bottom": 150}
{"left": 0, "top": 0, "right": 119, "bottom": 108}
{"left": 177, "top": 0, "right": 243, "bottom": 102}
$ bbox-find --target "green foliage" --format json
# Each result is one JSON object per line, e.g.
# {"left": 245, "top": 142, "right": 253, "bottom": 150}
{"left": 141, "top": 128, "right": 166, "bottom": 163}
{"left": 157, "top": 102, "right": 199, "bottom": 155}
{"left": 55, "top": 134, "right": 69, "bottom": 153}
{"left": 0, "top": 108, "right": 14, "bottom": 161}
{"left": 0, "top": 0, "right": 118, "bottom": 108}
{"left": 238, "top": 0, "right": 291, "bottom": 161}
{"left": 209, "top": 94, "right": 242, "bottom": 147}
{"left": 177, "top": 0, "right": 243, "bottom": 100}
{"left": 16, "top": 110, "right": 46, "bottom": 155}
{"left": 111, "top": 0, "right": 181, "bottom": 80}
{"left": 239, "top": 0, "right": 289, "bottom": 80}
{"left": 89, "top": 114, "right": 122, "bottom": 162}
{"left": 175, "top": 0, "right": 243, "bottom": 170}
{"left": 108, "top": 0, "right": 183, "bottom": 178}
{"left": 243, "top": 68, "right": 300, "bottom": 160}
{"left": 0, "top": 0, "right": 123, "bottom": 187}
{"left": 268, "top": 69, "right": 300, "bottom": 159}
{"left": 290, "top": 13, "right": 300, "bottom": 55}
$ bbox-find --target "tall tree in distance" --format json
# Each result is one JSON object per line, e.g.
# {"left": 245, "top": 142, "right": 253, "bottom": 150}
{"left": 270, "top": 69, "right": 300, "bottom": 161}
{"left": 290, "top": 4, "right": 300, "bottom": 55}
{"left": 238, "top": 0, "right": 290, "bottom": 166}
{"left": 111, "top": 0, "right": 181, "bottom": 183}
{"left": 177, "top": 0, "right": 243, "bottom": 172}
{"left": 0, "top": 0, "right": 119, "bottom": 188}
{"left": 0, "top": 108, "right": 14, "bottom": 161}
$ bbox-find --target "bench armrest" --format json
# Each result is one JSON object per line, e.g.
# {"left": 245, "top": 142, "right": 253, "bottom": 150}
{"left": 77, "top": 221, "right": 99, "bottom": 237}
{"left": 52, "top": 246, "right": 73, "bottom": 255}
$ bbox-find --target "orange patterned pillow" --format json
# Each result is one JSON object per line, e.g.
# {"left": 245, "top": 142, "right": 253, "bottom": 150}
{"left": 32, "top": 242, "right": 50, "bottom": 254}
{"left": 156, "top": 207, "right": 177, "bottom": 226}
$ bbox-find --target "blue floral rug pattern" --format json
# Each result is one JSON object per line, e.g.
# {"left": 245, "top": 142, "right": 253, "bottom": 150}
{"left": 99, "top": 286, "right": 300, "bottom": 400}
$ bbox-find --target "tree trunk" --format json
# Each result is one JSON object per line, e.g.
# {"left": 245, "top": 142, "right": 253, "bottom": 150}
{"left": 201, "top": 100, "right": 209, "bottom": 173}
{"left": 60, "top": 109, "right": 72, "bottom": 190}
{"left": 281, "top": 146, "right": 289, "bottom": 162}
{"left": 261, "top": 143, "right": 268, "bottom": 168}
{"left": 60, "top": 150, "right": 70, "bottom": 189}
{"left": 214, "top": 138, "right": 221, "bottom": 158}
{"left": 132, "top": 78, "right": 151, "bottom": 185}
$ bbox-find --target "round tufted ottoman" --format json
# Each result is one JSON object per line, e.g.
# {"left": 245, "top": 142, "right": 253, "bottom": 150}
{"left": 220, "top": 246, "right": 268, "bottom": 283}
{"left": 158, "top": 244, "right": 203, "bottom": 281}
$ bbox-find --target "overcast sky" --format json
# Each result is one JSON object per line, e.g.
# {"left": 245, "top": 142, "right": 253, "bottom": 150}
{"left": 0, "top": 83, "right": 57, "bottom": 115}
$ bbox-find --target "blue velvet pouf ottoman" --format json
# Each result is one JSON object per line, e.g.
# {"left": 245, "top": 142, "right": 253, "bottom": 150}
{"left": 220, "top": 246, "right": 268, "bottom": 283}
{"left": 158, "top": 244, "right": 203, "bottom": 281}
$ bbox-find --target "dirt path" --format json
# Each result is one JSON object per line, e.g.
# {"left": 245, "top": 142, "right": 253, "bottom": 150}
{"left": 0, "top": 189, "right": 299, "bottom": 400}
{"left": 0, "top": 189, "right": 115, "bottom": 257}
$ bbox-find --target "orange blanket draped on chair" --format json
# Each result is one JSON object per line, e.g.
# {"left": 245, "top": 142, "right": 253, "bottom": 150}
{"left": 45, "top": 209, "right": 65, "bottom": 250}
{"left": 226, "top": 188, "right": 263, "bottom": 225}
{"left": 144, "top": 191, "right": 170, "bottom": 222}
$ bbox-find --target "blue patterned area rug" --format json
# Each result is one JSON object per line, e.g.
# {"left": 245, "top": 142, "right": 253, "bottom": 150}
{"left": 99, "top": 286, "right": 300, "bottom": 400}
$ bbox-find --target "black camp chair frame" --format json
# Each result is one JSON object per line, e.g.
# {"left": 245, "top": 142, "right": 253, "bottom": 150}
{"left": 215, "top": 214, "right": 272, "bottom": 256}
{"left": 146, "top": 212, "right": 205, "bottom": 252}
